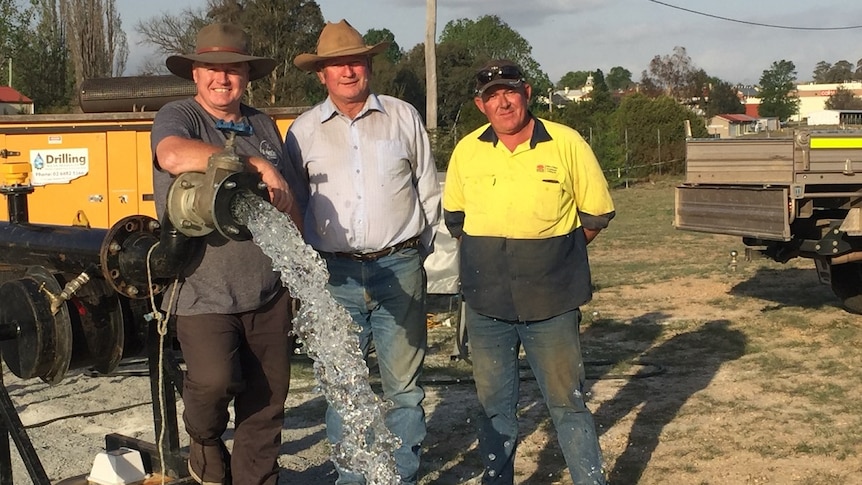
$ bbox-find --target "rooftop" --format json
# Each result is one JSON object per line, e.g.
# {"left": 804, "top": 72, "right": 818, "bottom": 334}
{"left": 0, "top": 86, "right": 32, "bottom": 103}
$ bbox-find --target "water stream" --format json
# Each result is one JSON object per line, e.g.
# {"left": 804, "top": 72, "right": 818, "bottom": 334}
{"left": 233, "top": 194, "right": 401, "bottom": 485}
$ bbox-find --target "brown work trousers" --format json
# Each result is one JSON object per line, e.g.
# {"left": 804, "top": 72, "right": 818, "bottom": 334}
{"left": 176, "top": 288, "right": 293, "bottom": 485}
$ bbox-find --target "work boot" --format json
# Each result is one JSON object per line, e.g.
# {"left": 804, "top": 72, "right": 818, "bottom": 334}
{"left": 188, "top": 439, "right": 230, "bottom": 485}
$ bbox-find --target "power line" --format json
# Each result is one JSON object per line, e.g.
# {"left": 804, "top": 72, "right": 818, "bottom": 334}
{"left": 647, "top": 0, "right": 862, "bottom": 31}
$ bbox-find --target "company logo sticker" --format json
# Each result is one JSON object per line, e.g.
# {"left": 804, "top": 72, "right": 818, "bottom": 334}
{"left": 29, "top": 148, "right": 89, "bottom": 186}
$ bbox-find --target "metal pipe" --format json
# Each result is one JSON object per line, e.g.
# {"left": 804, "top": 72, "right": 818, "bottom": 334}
{"left": 100, "top": 214, "right": 201, "bottom": 299}
{"left": 0, "top": 215, "right": 198, "bottom": 300}
{"left": 149, "top": 215, "right": 202, "bottom": 278}
{"left": 3, "top": 187, "right": 31, "bottom": 224}
{"left": 0, "top": 222, "right": 106, "bottom": 274}
{"left": 111, "top": 215, "right": 201, "bottom": 286}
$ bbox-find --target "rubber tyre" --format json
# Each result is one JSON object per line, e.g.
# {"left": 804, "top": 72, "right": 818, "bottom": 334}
{"left": 830, "top": 261, "right": 862, "bottom": 314}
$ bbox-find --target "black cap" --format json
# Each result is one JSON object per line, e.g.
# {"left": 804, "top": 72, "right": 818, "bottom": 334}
{"left": 475, "top": 59, "right": 525, "bottom": 95}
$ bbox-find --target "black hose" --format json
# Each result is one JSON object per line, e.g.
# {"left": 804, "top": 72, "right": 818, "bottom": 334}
{"left": 419, "top": 358, "right": 666, "bottom": 386}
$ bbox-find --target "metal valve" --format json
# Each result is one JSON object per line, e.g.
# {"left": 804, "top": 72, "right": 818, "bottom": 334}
{"left": 164, "top": 120, "right": 269, "bottom": 240}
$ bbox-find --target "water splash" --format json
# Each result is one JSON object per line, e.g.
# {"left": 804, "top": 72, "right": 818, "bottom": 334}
{"left": 233, "top": 194, "right": 401, "bottom": 484}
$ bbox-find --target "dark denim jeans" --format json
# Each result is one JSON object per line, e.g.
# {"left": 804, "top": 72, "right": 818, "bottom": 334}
{"left": 465, "top": 303, "right": 606, "bottom": 485}
{"left": 323, "top": 247, "right": 428, "bottom": 485}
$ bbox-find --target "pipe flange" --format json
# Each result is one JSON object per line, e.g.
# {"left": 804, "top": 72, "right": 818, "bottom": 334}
{"left": 212, "top": 172, "right": 270, "bottom": 241}
{"left": 165, "top": 172, "right": 213, "bottom": 238}
{"left": 100, "top": 215, "right": 165, "bottom": 299}
{"left": 0, "top": 266, "right": 72, "bottom": 384}
{"left": 66, "top": 277, "right": 124, "bottom": 375}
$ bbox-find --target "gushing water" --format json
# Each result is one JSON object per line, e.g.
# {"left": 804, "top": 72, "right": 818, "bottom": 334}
{"left": 233, "top": 194, "right": 401, "bottom": 485}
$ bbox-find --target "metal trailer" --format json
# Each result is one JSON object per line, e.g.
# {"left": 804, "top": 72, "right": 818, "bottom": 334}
{"left": 674, "top": 131, "right": 862, "bottom": 313}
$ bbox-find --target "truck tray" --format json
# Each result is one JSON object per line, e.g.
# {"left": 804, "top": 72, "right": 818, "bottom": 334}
{"left": 674, "top": 185, "right": 790, "bottom": 241}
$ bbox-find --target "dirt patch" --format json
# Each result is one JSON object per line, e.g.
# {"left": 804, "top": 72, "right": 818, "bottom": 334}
{"left": 9, "top": 266, "right": 862, "bottom": 485}
{"left": 7, "top": 178, "right": 862, "bottom": 484}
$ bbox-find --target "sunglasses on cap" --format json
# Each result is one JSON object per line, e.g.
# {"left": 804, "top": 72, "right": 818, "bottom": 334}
{"left": 476, "top": 65, "right": 523, "bottom": 86}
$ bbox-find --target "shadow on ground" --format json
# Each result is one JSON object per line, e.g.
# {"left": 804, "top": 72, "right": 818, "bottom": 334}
{"left": 729, "top": 266, "right": 839, "bottom": 310}
{"left": 583, "top": 315, "right": 746, "bottom": 484}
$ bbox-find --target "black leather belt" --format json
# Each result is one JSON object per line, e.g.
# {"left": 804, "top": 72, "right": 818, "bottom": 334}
{"left": 322, "top": 237, "right": 421, "bottom": 262}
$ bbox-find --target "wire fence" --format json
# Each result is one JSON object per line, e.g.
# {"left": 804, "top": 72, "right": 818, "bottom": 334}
{"left": 430, "top": 125, "right": 688, "bottom": 186}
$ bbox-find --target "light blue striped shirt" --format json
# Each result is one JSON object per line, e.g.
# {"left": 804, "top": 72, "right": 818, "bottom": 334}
{"left": 283, "top": 93, "right": 441, "bottom": 254}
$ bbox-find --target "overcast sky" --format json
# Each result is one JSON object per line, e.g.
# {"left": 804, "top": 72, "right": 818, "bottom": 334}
{"left": 119, "top": 0, "right": 862, "bottom": 86}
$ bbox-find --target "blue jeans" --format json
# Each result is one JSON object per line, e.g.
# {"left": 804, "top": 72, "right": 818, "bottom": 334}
{"left": 465, "top": 303, "right": 606, "bottom": 485}
{"left": 323, "top": 247, "right": 428, "bottom": 485}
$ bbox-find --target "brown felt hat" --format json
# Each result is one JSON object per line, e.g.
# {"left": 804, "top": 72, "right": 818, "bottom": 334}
{"left": 294, "top": 19, "right": 390, "bottom": 72}
{"left": 166, "top": 23, "right": 276, "bottom": 81}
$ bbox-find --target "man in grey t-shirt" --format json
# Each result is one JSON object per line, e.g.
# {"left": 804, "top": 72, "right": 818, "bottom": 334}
{"left": 151, "top": 23, "right": 301, "bottom": 485}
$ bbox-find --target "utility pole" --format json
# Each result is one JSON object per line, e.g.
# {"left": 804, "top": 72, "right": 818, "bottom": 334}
{"left": 425, "top": 0, "right": 438, "bottom": 132}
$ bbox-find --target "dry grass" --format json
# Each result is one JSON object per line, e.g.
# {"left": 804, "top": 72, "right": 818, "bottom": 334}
{"left": 297, "top": 175, "right": 862, "bottom": 484}
{"left": 579, "top": 176, "right": 862, "bottom": 484}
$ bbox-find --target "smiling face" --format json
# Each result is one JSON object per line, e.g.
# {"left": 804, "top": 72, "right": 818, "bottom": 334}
{"left": 192, "top": 61, "right": 250, "bottom": 119}
{"left": 474, "top": 83, "right": 533, "bottom": 137}
{"left": 316, "top": 55, "right": 372, "bottom": 116}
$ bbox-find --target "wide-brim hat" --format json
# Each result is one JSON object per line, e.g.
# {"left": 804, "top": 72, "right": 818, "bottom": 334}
{"left": 166, "top": 23, "right": 277, "bottom": 81}
{"left": 294, "top": 19, "right": 390, "bottom": 72}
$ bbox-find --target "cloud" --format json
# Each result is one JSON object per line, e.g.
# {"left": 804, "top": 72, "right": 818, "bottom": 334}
{"left": 397, "top": 0, "right": 617, "bottom": 29}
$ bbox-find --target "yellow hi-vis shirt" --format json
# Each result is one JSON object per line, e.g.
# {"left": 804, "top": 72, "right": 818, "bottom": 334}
{"left": 444, "top": 118, "right": 614, "bottom": 239}
{"left": 443, "top": 117, "right": 615, "bottom": 321}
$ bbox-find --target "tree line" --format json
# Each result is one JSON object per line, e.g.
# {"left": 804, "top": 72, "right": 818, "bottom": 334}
{"left": 813, "top": 59, "right": 862, "bottom": 84}
{"left": 0, "top": 0, "right": 126, "bottom": 113}
{"left": 4, "top": 0, "right": 855, "bottom": 182}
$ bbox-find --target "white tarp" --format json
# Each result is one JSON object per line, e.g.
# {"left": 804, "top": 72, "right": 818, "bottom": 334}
{"left": 425, "top": 172, "right": 460, "bottom": 295}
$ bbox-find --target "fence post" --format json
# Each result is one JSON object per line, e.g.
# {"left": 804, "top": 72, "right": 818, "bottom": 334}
{"left": 624, "top": 128, "right": 629, "bottom": 189}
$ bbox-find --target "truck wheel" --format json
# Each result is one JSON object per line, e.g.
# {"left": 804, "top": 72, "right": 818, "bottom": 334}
{"left": 830, "top": 261, "right": 862, "bottom": 314}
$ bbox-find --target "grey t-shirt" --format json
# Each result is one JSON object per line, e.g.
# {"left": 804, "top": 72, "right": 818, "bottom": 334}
{"left": 151, "top": 98, "right": 284, "bottom": 315}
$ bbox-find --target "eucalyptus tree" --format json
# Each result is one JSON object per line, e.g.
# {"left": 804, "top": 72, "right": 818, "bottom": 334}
{"left": 825, "top": 86, "right": 862, "bottom": 110}
{"left": 557, "top": 71, "right": 591, "bottom": 90}
{"left": 439, "top": 15, "right": 551, "bottom": 96}
{"left": 364, "top": 28, "right": 402, "bottom": 64}
{"left": 136, "top": 0, "right": 325, "bottom": 106}
{"left": 18, "top": 0, "right": 74, "bottom": 111}
{"left": 704, "top": 80, "right": 745, "bottom": 118}
{"left": 606, "top": 66, "right": 633, "bottom": 92}
{"left": 758, "top": 60, "right": 800, "bottom": 122}
{"left": 640, "top": 46, "right": 706, "bottom": 102}
{"left": 0, "top": 0, "right": 32, "bottom": 87}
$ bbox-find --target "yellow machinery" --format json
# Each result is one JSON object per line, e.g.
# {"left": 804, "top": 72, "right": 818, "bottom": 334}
{"left": 0, "top": 107, "right": 303, "bottom": 229}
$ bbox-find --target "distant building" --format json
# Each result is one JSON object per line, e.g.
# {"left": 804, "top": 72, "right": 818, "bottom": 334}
{"left": 0, "top": 86, "right": 34, "bottom": 114}
{"left": 541, "top": 73, "right": 596, "bottom": 109}
{"left": 793, "top": 82, "right": 862, "bottom": 122}
{"left": 807, "top": 109, "right": 862, "bottom": 126}
{"left": 707, "top": 114, "right": 759, "bottom": 138}
{"left": 735, "top": 84, "right": 761, "bottom": 118}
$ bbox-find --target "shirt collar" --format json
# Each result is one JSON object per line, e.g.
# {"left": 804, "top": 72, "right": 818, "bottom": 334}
{"left": 319, "top": 93, "right": 386, "bottom": 123}
{"left": 477, "top": 114, "right": 552, "bottom": 149}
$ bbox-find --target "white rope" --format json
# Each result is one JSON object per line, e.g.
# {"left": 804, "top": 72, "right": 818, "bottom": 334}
{"left": 146, "top": 241, "right": 179, "bottom": 485}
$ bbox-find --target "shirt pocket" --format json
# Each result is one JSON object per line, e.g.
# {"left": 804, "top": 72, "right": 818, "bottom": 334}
{"left": 522, "top": 175, "right": 564, "bottom": 223}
